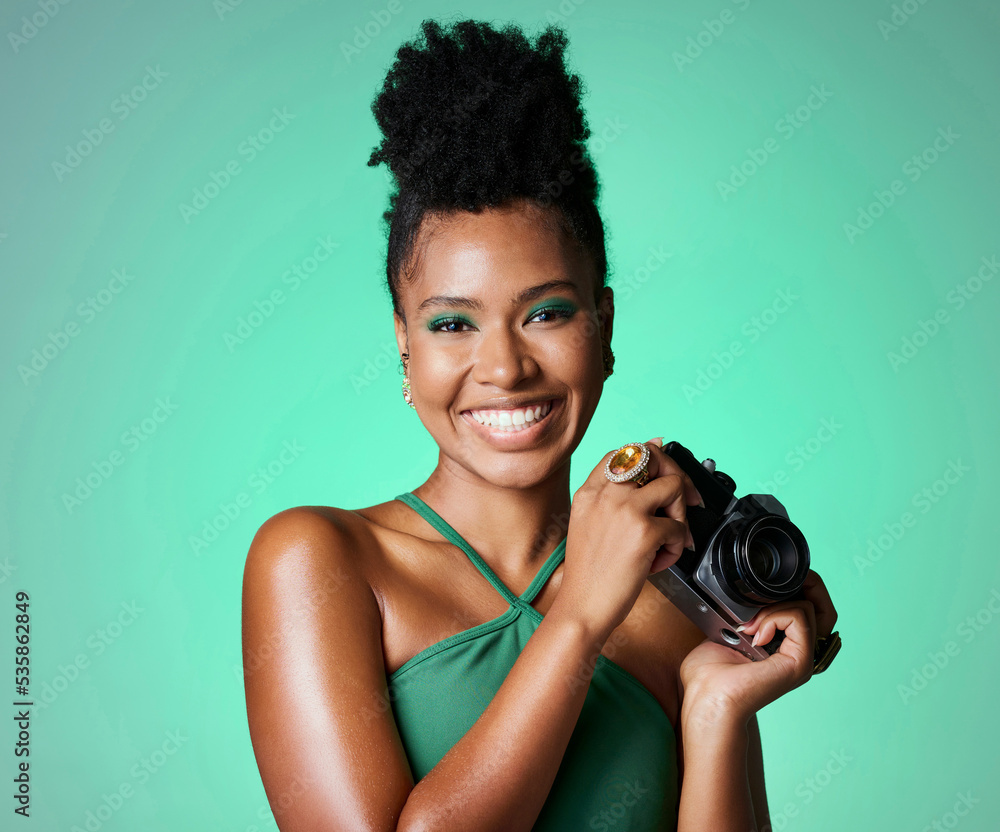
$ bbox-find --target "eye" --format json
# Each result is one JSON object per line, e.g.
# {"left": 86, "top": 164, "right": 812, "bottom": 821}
{"left": 429, "top": 316, "right": 475, "bottom": 333}
{"left": 528, "top": 305, "right": 576, "bottom": 323}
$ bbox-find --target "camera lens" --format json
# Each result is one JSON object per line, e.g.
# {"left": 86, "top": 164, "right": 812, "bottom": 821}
{"left": 747, "top": 537, "right": 781, "bottom": 581}
{"left": 716, "top": 515, "right": 810, "bottom": 604}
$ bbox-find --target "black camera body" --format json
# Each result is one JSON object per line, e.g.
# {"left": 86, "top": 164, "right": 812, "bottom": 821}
{"left": 646, "top": 441, "right": 811, "bottom": 661}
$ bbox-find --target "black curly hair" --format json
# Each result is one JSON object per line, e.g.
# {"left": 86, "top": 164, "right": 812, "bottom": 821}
{"left": 366, "top": 18, "right": 609, "bottom": 322}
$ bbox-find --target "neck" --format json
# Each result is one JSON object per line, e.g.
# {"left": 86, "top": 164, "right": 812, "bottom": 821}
{"left": 412, "top": 453, "right": 573, "bottom": 577}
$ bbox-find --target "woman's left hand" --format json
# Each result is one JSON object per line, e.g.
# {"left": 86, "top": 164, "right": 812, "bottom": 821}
{"left": 678, "top": 569, "right": 838, "bottom": 726}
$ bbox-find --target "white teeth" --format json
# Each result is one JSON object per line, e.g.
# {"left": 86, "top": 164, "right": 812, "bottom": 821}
{"left": 467, "top": 399, "right": 554, "bottom": 432}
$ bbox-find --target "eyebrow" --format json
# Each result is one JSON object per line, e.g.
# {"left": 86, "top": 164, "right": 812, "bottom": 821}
{"left": 416, "top": 280, "right": 580, "bottom": 314}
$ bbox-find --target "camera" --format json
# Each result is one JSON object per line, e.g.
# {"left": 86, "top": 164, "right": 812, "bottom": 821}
{"left": 646, "top": 441, "right": 810, "bottom": 661}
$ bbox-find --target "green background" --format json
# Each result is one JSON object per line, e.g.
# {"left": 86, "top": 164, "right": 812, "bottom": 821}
{"left": 3, "top": 0, "right": 998, "bottom": 828}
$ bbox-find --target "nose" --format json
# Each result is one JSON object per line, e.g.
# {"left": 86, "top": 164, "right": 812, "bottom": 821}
{"left": 471, "top": 326, "right": 538, "bottom": 389}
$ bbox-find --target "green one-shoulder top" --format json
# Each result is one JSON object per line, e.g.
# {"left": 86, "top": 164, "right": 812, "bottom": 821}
{"left": 388, "top": 492, "right": 679, "bottom": 831}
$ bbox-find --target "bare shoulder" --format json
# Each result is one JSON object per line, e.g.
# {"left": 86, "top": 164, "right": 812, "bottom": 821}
{"left": 242, "top": 505, "right": 379, "bottom": 620}
{"left": 243, "top": 502, "right": 393, "bottom": 572}
{"left": 240, "top": 503, "right": 416, "bottom": 829}
{"left": 247, "top": 503, "right": 361, "bottom": 550}
{"left": 242, "top": 500, "right": 414, "bottom": 613}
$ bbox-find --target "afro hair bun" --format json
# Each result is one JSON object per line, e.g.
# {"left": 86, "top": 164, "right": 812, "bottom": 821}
{"left": 367, "top": 18, "right": 600, "bottom": 208}
{"left": 367, "top": 18, "right": 608, "bottom": 313}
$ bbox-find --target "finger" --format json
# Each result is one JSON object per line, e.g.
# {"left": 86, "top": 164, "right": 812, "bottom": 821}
{"left": 748, "top": 607, "right": 815, "bottom": 673}
{"left": 633, "top": 471, "right": 696, "bottom": 554}
{"left": 649, "top": 544, "right": 677, "bottom": 575}
{"left": 800, "top": 569, "right": 838, "bottom": 638}
{"left": 643, "top": 441, "right": 704, "bottom": 508}
{"left": 740, "top": 599, "right": 817, "bottom": 643}
{"left": 753, "top": 601, "right": 816, "bottom": 650}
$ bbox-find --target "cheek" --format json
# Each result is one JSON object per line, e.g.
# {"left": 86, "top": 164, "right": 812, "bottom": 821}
{"left": 545, "top": 337, "right": 603, "bottom": 404}
{"left": 420, "top": 349, "right": 466, "bottom": 397}
{"left": 562, "top": 326, "right": 603, "bottom": 374}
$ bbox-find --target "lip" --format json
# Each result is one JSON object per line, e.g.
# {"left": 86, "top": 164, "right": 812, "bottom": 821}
{"left": 460, "top": 397, "right": 562, "bottom": 449}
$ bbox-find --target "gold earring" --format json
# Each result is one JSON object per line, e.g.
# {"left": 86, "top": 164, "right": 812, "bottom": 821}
{"left": 602, "top": 341, "right": 615, "bottom": 380}
{"left": 400, "top": 352, "right": 415, "bottom": 409}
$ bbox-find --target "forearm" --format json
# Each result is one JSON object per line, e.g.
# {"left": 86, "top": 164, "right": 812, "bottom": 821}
{"left": 677, "top": 703, "right": 757, "bottom": 832}
{"left": 397, "top": 603, "right": 607, "bottom": 832}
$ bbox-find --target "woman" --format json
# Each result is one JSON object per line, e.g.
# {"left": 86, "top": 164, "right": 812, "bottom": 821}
{"left": 242, "top": 18, "right": 839, "bottom": 831}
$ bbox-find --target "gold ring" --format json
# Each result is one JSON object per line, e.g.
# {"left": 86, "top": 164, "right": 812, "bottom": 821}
{"left": 604, "top": 442, "right": 651, "bottom": 487}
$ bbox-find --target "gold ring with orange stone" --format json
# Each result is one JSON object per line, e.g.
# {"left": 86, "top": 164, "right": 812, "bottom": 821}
{"left": 604, "top": 442, "right": 652, "bottom": 487}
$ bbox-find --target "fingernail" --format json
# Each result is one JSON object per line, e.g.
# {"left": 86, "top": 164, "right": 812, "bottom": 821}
{"left": 647, "top": 437, "right": 664, "bottom": 447}
{"left": 735, "top": 624, "right": 746, "bottom": 632}
{"left": 751, "top": 631, "right": 761, "bottom": 647}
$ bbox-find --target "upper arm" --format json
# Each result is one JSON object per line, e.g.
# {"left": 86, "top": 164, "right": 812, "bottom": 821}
{"left": 241, "top": 507, "right": 414, "bottom": 832}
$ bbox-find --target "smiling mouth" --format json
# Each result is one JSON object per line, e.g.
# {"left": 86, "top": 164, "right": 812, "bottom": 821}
{"left": 462, "top": 398, "right": 557, "bottom": 433}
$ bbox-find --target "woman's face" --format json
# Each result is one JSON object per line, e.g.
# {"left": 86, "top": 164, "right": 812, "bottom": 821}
{"left": 394, "top": 199, "right": 614, "bottom": 489}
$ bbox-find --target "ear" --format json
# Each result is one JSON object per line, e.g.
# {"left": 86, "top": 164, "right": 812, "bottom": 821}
{"left": 393, "top": 311, "right": 408, "bottom": 359}
{"left": 596, "top": 285, "right": 614, "bottom": 345}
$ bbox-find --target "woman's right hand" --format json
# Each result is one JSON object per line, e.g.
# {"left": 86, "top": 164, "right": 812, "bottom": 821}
{"left": 552, "top": 438, "right": 704, "bottom": 642}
